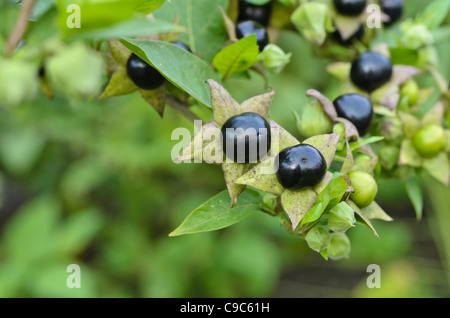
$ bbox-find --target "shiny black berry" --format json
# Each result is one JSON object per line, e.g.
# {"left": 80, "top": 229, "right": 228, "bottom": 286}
{"left": 238, "top": 0, "right": 272, "bottom": 26}
{"left": 350, "top": 51, "right": 393, "bottom": 92}
{"left": 221, "top": 112, "right": 271, "bottom": 163}
{"left": 332, "top": 24, "right": 364, "bottom": 45}
{"left": 171, "top": 41, "right": 192, "bottom": 52}
{"left": 276, "top": 144, "right": 327, "bottom": 191}
{"left": 333, "top": 94, "right": 373, "bottom": 135}
{"left": 126, "top": 53, "right": 165, "bottom": 90}
{"left": 333, "top": 0, "right": 367, "bottom": 16}
{"left": 381, "top": 0, "right": 403, "bottom": 26}
{"left": 236, "top": 20, "right": 269, "bottom": 52}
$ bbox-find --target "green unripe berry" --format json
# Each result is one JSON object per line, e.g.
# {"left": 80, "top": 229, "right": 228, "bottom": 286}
{"left": 412, "top": 124, "right": 446, "bottom": 158}
{"left": 400, "top": 79, "right": 419, "bottom": 106}
{"left": 348, "top": 171, "right": 378, "bottom": 208}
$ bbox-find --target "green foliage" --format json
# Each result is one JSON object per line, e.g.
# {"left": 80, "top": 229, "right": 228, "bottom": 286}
{"left": 0, "top": 0, "right": 449, "bottom": 299}
{"left": 121, "top": 38, "right": 220, "bottom": 107}
{"left": 213, "top": 35, "right": 259, "bottom": 81}
{"left": 169, "top": 188, "right": 266, "bottom": 236}
{"left": 153, "top": 0, "right": 229, "bottom": 62}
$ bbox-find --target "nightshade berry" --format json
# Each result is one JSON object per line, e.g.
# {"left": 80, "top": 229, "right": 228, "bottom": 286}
{"left": 236, "top": 20, "right": 269, "bottom": 52}
{"left": 381, "top": 0, "right": 403, "bottom": 26}
{"left": 348, "top": 171, "right": 378, "bottom": 208}
{"left": 126, "top": 53, "right": 165, "bottom": 90}
{"left": 238, "top": 0, "right": 272, "bottom": 26}
{"left": 412, "top": 124, "right": 446, "bottom": 158}
{"left": 350, "top": 51, "right": 393, "bottom": 92}
{"left": 333, "top": 94, "right": 373, "bottom": 135}
{"left": 333, "top": 0, "right": 367, "bottom": 16}
{"left": 276, "top": 144, "right": 327, "bottom": 191}
{"left": 221, "top": 112, "right": 271, "bottom": 163}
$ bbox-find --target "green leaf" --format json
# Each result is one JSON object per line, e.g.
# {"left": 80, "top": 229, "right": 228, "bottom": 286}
{"left": 3, "top": 196, "right": 60, "bottom": 262}
{"left": 347, "top": 200, "right": 379, "bottom": 238}
{"left": 169, "top": 188, "right": 265, "bottom": 236}
{"left": 361, "top": 201, "right": 394, "bottom": 222}
{"left": 291, "top": 2, "right": 333, "bottom": 45}
{"left": 281, "top": 188, "right": 318, "bottom": 230}
{"left": 389, "top": 47, "right": 419, "bottom": 66}
{"left": 349, "top": 136, "right": 385, "bottom": 151}
{"left": 405, "top": 179, "right": 423, "bottom": 221}
{"left": 213, "top": 35, "right": 259, "bottom": 81}
{"left": 68, "top": 16, "right": 183, "bottom": 40}
{"left": 51, "top": 208, "right": 104, "bottom": 256}
{"left": 121, "top": 38, "right": 220, "bottom": 107}
{"left": 57, "top": 0, "right": 135, "bottom": 34}
{"left": 153, "top": 0, "right": 229, "bottom": 62}
{"left": 130, "top": 0, "right": 166, "bottom": 13}
{"left": 301, "top": 173, "right": 350, "bottom": 226}
{"left": 340, "top": 141, "right": 354, "bottom": 175}
{"left": 416, "top": 0, "right": 450, "bottom": 30}
{"left": 423, "top": 152, "right": 450, "bottom": 186}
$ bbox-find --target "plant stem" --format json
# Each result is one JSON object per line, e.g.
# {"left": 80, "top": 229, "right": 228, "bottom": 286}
{"left": 165, "top": 95, "right": 202, "bottom": 125}
{"left": 5, "top": 0, "right": 37, "bottom": 57}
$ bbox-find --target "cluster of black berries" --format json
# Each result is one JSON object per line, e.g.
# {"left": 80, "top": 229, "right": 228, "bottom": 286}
{"left": 235, "top": 0, "right": 271, "bottom": 51}
{"left": 332, "top": 0, "right": 404, "bottom": 45}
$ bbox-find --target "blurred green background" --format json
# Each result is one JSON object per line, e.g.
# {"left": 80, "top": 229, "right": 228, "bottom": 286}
{"left": 0, "top": 0, "right": 449, "bottom": 298}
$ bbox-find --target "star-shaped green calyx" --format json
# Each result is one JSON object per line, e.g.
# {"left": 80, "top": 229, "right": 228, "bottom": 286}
{"left": 174, "top": 79, "right": 276, "bottom": 207}
{"left": 398, "top": 102, "right": 450, "bottom": 186}
{"left": 99, "top": 40, "right": 166, "bottom": 116}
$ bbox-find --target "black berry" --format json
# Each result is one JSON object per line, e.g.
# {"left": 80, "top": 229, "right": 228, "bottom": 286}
{"left": 221, "top": 112, "right": 271, "bottom": 163}
{"left": 126, "top": 53, "right": 165, "bottom": 90}
{"left": 350, "top": 51, "right": 393, "bottom": 92}
{"left": 381, "top": 0, "right": 403, "bottom": 26}
{"left": 333, "top": 24, "right": 364, "bottom": 45}
{"left": 171, "top": 41, "right": 192, "bottom": 52}
{"left": 238, "top": 0, "right": 272, "bottom": 26}
{"left": 236, "top": 20, "right": 269, "bottom": 52}
{"left": 333, "top": 0, "right": 367, "bottom": 16}
{"left": 276, "top": 144, "right": 327, "bottom": 191}
{"left": 333, "top": 94, "right": 373, "bottom": 135}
